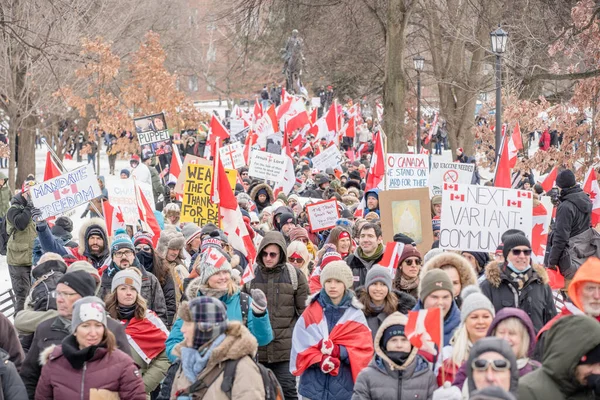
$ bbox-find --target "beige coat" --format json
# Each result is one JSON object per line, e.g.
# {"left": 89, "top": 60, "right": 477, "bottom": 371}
{"left": 170, "top": 321, "right": 265, "bottom": 399}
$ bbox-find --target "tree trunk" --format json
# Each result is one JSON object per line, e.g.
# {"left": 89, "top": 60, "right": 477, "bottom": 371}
{"left": 383, "top": 0, "right": 413, "bottom": 153}
{"left": 16, "top": 115, "right": 37, "bottom": 186}
{"left": 7, "top": 120, "right": 17, "bottom": 190}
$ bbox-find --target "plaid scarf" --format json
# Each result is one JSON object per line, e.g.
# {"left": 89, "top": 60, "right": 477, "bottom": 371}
{"left": 504, "top": 265, "right": 534, "bottom": 292}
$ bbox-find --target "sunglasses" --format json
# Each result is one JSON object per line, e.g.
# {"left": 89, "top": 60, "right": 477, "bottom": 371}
{"left": 135, "top": 245, "right": 152, "bottom": 253}
{"left": 261, "top": 251, "right": 279, "bottom": 259}
{"left": 404, "top": 259, "right": 422, "bottom": 267}
{"left": 471, "top": 359, "right": 511, "bottom": 372}
{"left": 511, "top": 249, "right": 531, "bottom": 256}
{"left": 251, "top": 221, "right": 260, "bottom": 226}
{"left": 288, "top": 257, "right": 304, "bottom": 263}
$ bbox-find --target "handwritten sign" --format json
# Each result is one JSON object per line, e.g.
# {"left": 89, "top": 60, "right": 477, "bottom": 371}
{"left": 219, "top": 143, "right": 246, "bottom": 170}
{"left": 429, "top": 161, "right": 474, "bottom": 196}
{"left": 386, "top": 154, "right": 429, "bottom": 189}
{"left": 439, "top": 183, "right": 533, "bottom": 252}
{"left": 306, "top": 199, "right": 340, "bottom": 232}
{"left": 180, "top": 164, "right": 237, "bottom": 227}
{"left": 248, "top": 150, "right": 286, "bottom": 182}
{"left": 312, "top": 145, "right": 342, "bottom": 172}
{"left": 106, "top": 179, "right": 155, "bottom": 225}
{"left": 31, "top": 164, "right": 102, "bottom": 219}
{"left": 134, "top": 113, "right": 172, "bottom": 157}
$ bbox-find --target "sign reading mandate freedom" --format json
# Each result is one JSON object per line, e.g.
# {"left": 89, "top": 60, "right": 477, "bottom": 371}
{"left": 31, "top": 164, "right": 102, "bottom": 219}
{"left": 439, "top": 183, "right": 533, "bottom": 253}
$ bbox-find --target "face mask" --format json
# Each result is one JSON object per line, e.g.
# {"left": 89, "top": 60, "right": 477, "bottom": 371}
{"left": 386, "top": 351, "right": 411, "bottom": 366}
{"left": 586, "top": 374, "right": 600, "bottom": 395}
{"left": 507, "top": 261, "right": 531, "bottom": 273}
{"left": 136, "top": 251, "right": 153, "bottom": 272}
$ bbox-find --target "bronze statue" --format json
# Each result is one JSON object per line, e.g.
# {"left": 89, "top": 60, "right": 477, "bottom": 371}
{"left": 281, "top": 29, "right": 305, "bottom": 95}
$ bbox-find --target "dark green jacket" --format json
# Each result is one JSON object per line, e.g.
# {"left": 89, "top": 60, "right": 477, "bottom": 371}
{"left": 0, "top": 171, "right": 10, "bottom": 217}
{"left": 6, "top": 194, "right": 37, "bottom": 266}
{"left": 518, "top": 315, "right": 600, "bottom": 400}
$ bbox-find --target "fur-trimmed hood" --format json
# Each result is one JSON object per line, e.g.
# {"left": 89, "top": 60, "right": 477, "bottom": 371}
{"left": 419, "top": 252, "right": 477, "bottom": 295}
{"left": 484, "top": 260, "right": 549, "bottom": 288}
{"left": 249, "top": 183, "right": 274, "bottom": 203}
{"left": 78, "top": 217, "right": 109, "bottom": 256}
{"left": 185, "top": 276, "right": 203, "bottom": 300}
{"left": 373, "top": 312, "right": 418, "bottom": 371}
{"left": 156, "top": 225, "right": 185, "bottom": 258}
{"left": 39, "top": 344, "right": 57, "bottom": 366}
{"left": 207, "top": 321, "right": 258, "bottom": 365}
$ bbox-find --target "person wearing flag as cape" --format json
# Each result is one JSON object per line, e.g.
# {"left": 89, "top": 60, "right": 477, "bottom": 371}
{"left": 291, "top": 260, "right": 373, "bottom": 400}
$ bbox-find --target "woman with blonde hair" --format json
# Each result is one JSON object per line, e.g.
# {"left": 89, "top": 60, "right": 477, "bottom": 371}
{"left": 104, "top": 269, "right": 170, "bottom": 399}
{"left": 287, "top": 241, "right": 313, "bottom": 278}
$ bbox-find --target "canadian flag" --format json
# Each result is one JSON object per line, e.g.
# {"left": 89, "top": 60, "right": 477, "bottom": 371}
{"left": 450, "top": 194, "right": 465, "bottom": 201}
{"left": 285, "top": 110, "right": 311, "bottom": 137}
{"left": 444, "top": 183, "right": 458, "bottom": 191}
{"left": 507, "top": 200, "right": 522, "bottom": 208}
{"left": 310, "top": 108, "right": 318, "bottom": 124}
{"left": 168, "top": 144, "right": 183, "bottom": 182}
{"left": 273, "top": 124, "right": 296, "bottom": 197}
{"left": 43, "top": 152, "right": 62, "bottom": 182}
{"left": 277, "top": 97, "right": 305, "bottom": 120}
{"left": 209, "top": 114, "right": 230, "bottom": 140}
{"left": 134, "top": 181, "right": 161, "bottom": 247}
{"left": 541, "top": 167, "right": 558, "bottom": 192}
{"left": 507, "top": 122, "right": 524, "bottom": 168}
{"left": 203, "top": 247, "right": 227, "bottom": 269}
{"left": 424, "top": 113, "right": 438, "bottom": 144}
{"left": 340, "top": 117, "right": 355, "bottom": 138}
{"left": 309, "top": 100, "right": 338, "bottom": 144}
{"left": 102, "top": 200, "right": 125, "bottom": 237}
{"left": 365, "top": 130, "right": 385, "bottom": 191}
{"left": 405, "top": 308, "right": 443, "bottom": 356}
{"left": 494, "top": 133, "right": 512, "bottom": 188}
{"left": 583, "top": 167, "right": 600, "bottom": 227}
{"left": 291, "top": 132, "right": 305, "bottom": 149}
{"left": 211, "top": 140, "right": 257, "bottom": 283}
{"left": 378, "top": 242, "right": 405, "bottom": 276}
{"left": 253, "top": 98, "right": 263, "bottom": 122}
{"left": 531, "top": 201, "right": 550, "bottom": 265}
{"left": 346, "top": 103, "right": 360, "bottom": 118}
{"left": 299, "top": 142, "right": 312, "bottom": 157}
{"left": 255, "top": 105, "right": 279, "bottom": 150}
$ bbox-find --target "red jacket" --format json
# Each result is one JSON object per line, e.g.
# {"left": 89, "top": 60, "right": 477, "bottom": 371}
{"left": 540, "top": 130, "right": 551, "bottom": 151}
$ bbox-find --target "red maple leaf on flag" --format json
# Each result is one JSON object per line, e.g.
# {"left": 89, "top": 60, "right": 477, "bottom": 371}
{"left": 591, "top": 191, "right": 597, "bottom": 201}
{"left": 531, "top": 223, "right": 547, "bottom": 256}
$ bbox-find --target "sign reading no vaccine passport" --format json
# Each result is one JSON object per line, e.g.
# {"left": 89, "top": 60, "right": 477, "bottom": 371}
{"left": 439, "top": 183, "right": 533, "bottom": 252}
{"left": 31, "top": 164, "right": 102, "bottom": 219}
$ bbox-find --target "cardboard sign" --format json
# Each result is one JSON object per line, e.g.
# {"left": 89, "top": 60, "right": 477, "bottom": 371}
{"left": 429, "top": 161, "right": 474, "bottom": 196}
{"left": 439, "top": 183, "right": 533, "bottom": 252}
{"left": 312, "top": 145, "right": 343, "bottom": 172}
{"left": 248, "top": 150, "right": 286, "bottom": 183}
{"left": 174, "top": 155, "right": 207, "bottom": 194}
{"left": 386, "top": 154, "right": 429, "bottom": 189}
{"left": 106, "top": 179, "right": 155, "bottom": 225}
{"left": 219, "top": 143, "right": 246, "bottom": 170}
{"left": 379, "top": 188, "right": 434, "bottom": 256}
{"left": 134, "top": 113, "right": 172, "bottom": 157}
{"left": 31, "top": 164, "right": 102, "bottom": 219}
{"left": 180, "top": 163, "right": 237, "bottom": 227}
{"left": 306, "top": 199, "right": 340, "bottom": 232}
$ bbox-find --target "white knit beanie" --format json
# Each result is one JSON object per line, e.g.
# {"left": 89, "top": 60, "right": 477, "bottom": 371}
{"left": 320, "top": 261, "right": 354, "bottom": 289}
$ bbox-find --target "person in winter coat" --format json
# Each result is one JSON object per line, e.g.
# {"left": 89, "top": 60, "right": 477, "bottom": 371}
{"left": 244, "top": 231, "right": 309, "bottom": 400}
{"left": 420, "top": 252, "right": 477, "bottom": 308}
{"left": 37, "top": 217, "right": 112, "bottom": 272}
{"left": 438, "top": 286, "right": 495, "bottom": 386}
{"left": 393, "top": 245, "right": 422, "bottom": 299}
{"left": 0, "top": 171, "right": 11, "bottom": 218}
{"left": 352, "top": 312, "right": 437, "bottom": 400}
{"left": 327, "top": 226, "right": 353, "bottom": 259}
{"left": 345, "top": 223, "right": 384, "bottom": 290}
{"left": 357, "top": 266, "right": 416, "bottom": 340}
{"left": 480, "top": 233, "right": 556, "bottom": 332}
{"left": 31, "top": 217, "right": 77, "bottom": 265}
{"left": 21, "top": 270, "right": 131, "bottom": 398}
{"left": 431, "top": 195, "right": 442, "bottom": 218}
{"left": 132, "top": 231, "right": 176, "bottom": 327}
{"left": 35, "top": 297, "right": 146, "bottom": 400}
{"left": 166, "top": 251, "right": 273, "bottom": 361}
{"left": 464, "top": 337, "right": 518, "bottom": 397}
{"left": 105, "top": 270, "right": 170, "bottom": 398}
{"left": 169, "top": 297, "right": 265, "bottom": 399}
{"left": 250, "top": 183, "right": 274, "bottom": 213}
{"left": 539, "top": 129, "right": 551, "bottom": 151}
{"left": 0, "top": 347, "right": 27, "bottom": 400}
{"left": 145, "top": 157, "right": 165, "bottom": 209}
{"left": 547, "top": 169, "right": 594, "bottom": 280}
{"left": 518, "top": 315, "right": 600, "bottom": 400}
{"left": 291, "top": 261, "right": 374, "bottom": 400}
{"left": 156, "top": 226, "right": 189, "bottom": 306}
{"left": 99, "top": 230, "right": 168, "bottom": 325}
{"left": 0, "top": 312, "right": 24, "bottom": 373}
{"left": 287, "top": 240, "right": 313, "bottom": 279}
{"left": 364, "top": 189, "right": 380, "bottom": 216}
{"left": 130, "top": 154, "right": 152, "bottom": 187}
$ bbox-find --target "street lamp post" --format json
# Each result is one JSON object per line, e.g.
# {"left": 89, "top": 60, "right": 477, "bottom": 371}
{"left": 413, "top": 56, "right": 424, "bottom": 154}
{"left": 490, "top": 26, "right": 508, "bottom": 160}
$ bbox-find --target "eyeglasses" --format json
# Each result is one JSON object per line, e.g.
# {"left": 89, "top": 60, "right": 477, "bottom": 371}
{"left": 471, "top": 358, "right": 511, "bottom": 372}
{"left": 288, "top": 257, "right": 304, "bottom": 263}
{"left": 261, "top": 251, "right": 279, "bottom": 259}
{"left": 404, "top": 259, "right": 422, "bottom": 267}
{"left": 135, "top": 245, "right": 152, "bottom": 253}
{"left": 511, "top": 249, "right": 531, "bottom": 256}
{"left": 114, "top": 249, "right": 134, "bottom": 258}
{"left": 251, "top": 221, "right": 260, "bottom": 226}
{"left": 51, "top": 290, "right": 79, "bottom": 299}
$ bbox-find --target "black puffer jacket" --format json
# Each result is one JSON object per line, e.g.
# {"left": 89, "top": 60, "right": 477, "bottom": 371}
{"left": 243, "top": 231, "right": 309, "bottom": 363}
{"left": 0, "top": 348, "right": 27, "bottom": 400}
{"left": 547, "top": 186, "right": 592, "bottom": 267}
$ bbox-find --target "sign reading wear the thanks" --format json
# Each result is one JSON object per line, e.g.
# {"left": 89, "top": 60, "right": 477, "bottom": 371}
{"left": 219, "top": 143, "right": 246, "bottom": 170}
{"left": 439, "top": 183, "right": 533, "bottom": 252}
{"left": 106, "top": 179, "right": 155, "bottom": 225}
{"left": 180, "top": 164, "right": 237, "bottom": 227}
{"left": 429, "top": 161, "right": 474, "bottom": 196}
{"left": 306, "top": 199, "right": 340, "bottom": 232}
{"left": 386, "top": 154, "right": 429, "bottom": 189}
{"left": 312, "top": 145, "right": 342, "bottom": 172}
{"left": 248, "top": 150, "right": 286, "bottom": 183}
{"left": 31, "top": 164, "right": 102, "bottom": 219}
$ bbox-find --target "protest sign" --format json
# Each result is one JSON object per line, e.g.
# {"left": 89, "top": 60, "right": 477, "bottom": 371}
{"left": 312, "top": 145, "right": 343, "bottom": 172}
{"left": 31, "top": 164, "right": 102, "bottom": 220}
{"left": 180, "top": 163, "right": 237, "bottom": 226}
{"left": 106, "top": 179, "right": 155, "bottom": 225}
{"left": 134, "top": 113, "right": 172, "bottom": 157}
{"left": 311, "top": 97, "right": 321, "bottom": 108}
{"left": 174, "top": 154, "right": 206, "bottom": 194}
{"left": 386, "top": 154, "right": 429, "bottom": 189}
{"left": 379, "top": 188, "right": 433, "bottom": 256}
{"left": 219, "top": 143, "right": 246, "bottom": 170}
{"left": 306, "top": 199, "right": 340, "bottom": 232}
{"left": 229, "top": 119, "right": 245, "bottom": 136}
{"left": 429, "top": 161, "right": 474, "bottom": 196}
{"left": 248, "top": 150, "right": 286, "bottom": 183}
{"left": 439, "top": 183, "right": 533, "bottom": 253}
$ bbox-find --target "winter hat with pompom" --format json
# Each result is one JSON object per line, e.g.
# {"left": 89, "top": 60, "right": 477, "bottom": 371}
{"left": 320, "top": 261, "right": 354, "bottom": 289}
{"left": 460, "top": 285, "right": 495, "bottom": 323}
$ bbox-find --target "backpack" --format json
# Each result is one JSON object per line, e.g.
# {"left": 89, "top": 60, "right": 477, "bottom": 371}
{"left": 220, "top": 357, "right": 284, "bottom": 400}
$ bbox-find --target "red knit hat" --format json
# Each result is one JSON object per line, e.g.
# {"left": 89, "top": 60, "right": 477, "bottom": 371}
{"left": 398, "top": 244, "right": 421, "bottom": 265}
{"left": 321, "top": 251, "right": 343, "bottom": 269}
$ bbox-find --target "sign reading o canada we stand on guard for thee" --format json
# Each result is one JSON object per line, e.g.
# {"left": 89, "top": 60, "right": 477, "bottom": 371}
{"left": 31, "top": 164, "right": 102, "bottom": 219}
{"left": 439, "top": 183, "right": 533, "bottom": 253}
{"left": 306, "top": 199, "right": 340, "bottom": 232}
{"left": 385, "top": 154, "right": 429, "bottom": 189}
{"left": 248, "top": 150, "right": 286, "bottom": 183}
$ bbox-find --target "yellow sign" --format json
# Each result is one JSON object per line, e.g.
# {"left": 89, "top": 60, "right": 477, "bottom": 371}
{"left": 180, "top": 164, "right": 237, "bottom": 227}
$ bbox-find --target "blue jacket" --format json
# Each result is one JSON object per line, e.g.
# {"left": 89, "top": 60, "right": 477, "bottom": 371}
{"left": 298, "top": 291, "right": 355, "bottom": 400}
{"left": 412, "top": 300, "right": 461, "bottom": 346}
{"left": 165, "top": 290, "right": 273, "bottom": 362}
{"left": 364, "top": 189, "right": 380, "bottom": 216}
